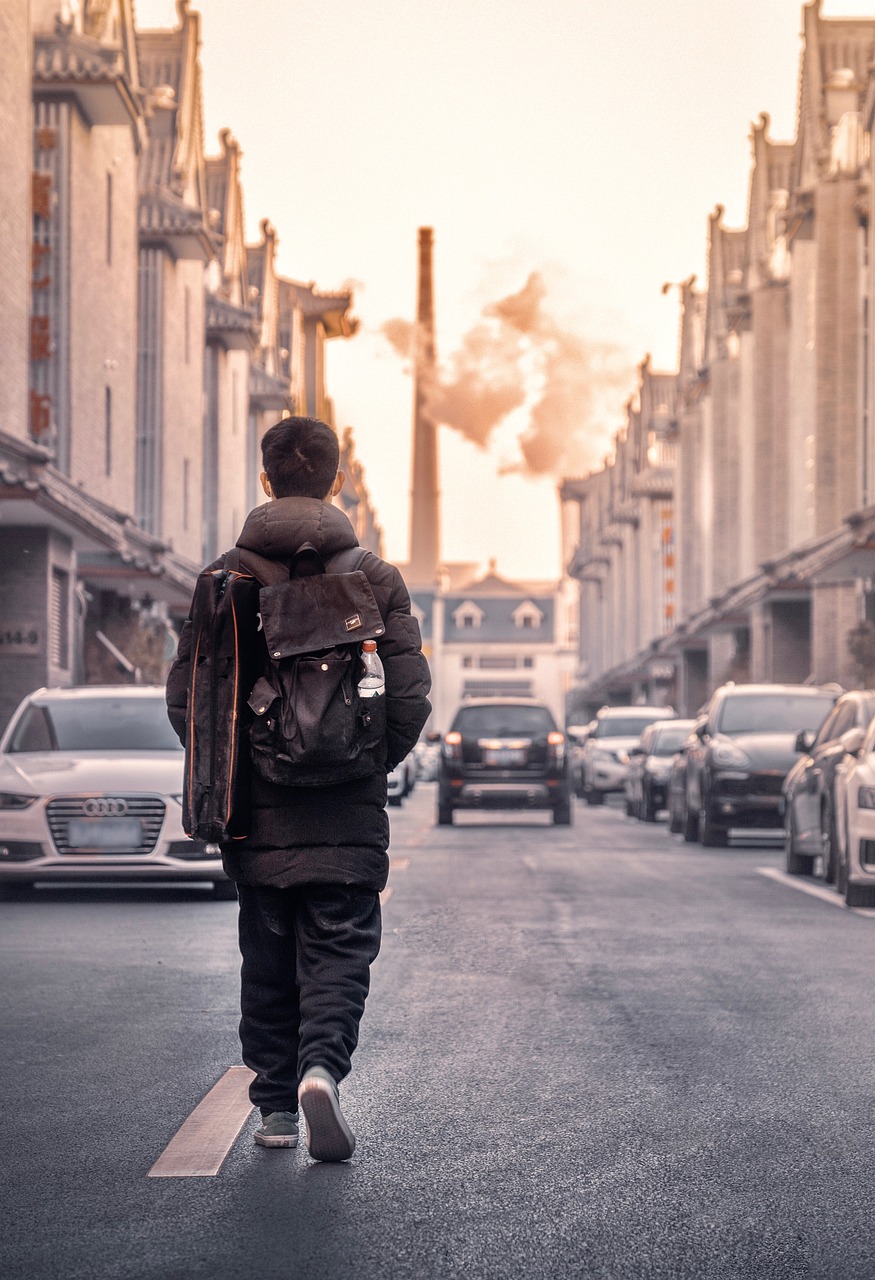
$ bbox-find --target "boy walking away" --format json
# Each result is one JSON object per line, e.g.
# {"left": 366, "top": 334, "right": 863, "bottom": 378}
{"left": 167, "top": 417, "right": 431, "bottom": 1161}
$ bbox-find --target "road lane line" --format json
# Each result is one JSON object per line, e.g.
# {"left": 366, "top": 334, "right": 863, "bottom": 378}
{"left": 148, "top": 1065, "right": 255, "bottom": 1178}
{"left": 757, "top": 866, "right": 875, "bottom": 916}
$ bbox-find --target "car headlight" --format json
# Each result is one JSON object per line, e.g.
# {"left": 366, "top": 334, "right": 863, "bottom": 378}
{"left": 710, "top": 740, "right": 751, "bottom": 768}
{"left": 858, "top": 787, "right": 875, "bottom": 809}
{"left": 0, "top": 792, "right": 38, "bottom": 810}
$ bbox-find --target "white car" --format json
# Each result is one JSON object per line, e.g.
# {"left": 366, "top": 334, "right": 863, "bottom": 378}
{"left": 387, "top": 754, "right": 416, "bottom": 806}
{"left": 831, "top": 717, "right": 875, "bottom": 907}
{"left": 579, "top": 705, "right": 677, "bottom": 804}
{"left": 0, "top": 686, "right": 232, "bottom": 898}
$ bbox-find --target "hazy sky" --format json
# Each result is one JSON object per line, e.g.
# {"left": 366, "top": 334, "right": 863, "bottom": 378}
{"left": 136, "top": 0, "right": 875, "bottom": 579}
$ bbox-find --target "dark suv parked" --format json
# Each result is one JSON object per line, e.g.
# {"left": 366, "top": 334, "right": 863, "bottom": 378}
{"left": 437, "top": 698, "right": 571, "bottom": 826}
{"left": 681, "top": 683, "right": 837, "bottom": 846}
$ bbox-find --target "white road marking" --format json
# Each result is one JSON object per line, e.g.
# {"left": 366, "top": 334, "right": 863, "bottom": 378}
{"left": 147, "top": 1065, "right": 255, "bottom": 1178}
{"left": 756, "top": 867, "right": 875, "bottom": 916}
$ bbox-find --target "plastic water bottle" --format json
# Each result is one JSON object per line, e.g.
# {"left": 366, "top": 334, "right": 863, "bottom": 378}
{"left": 358, "top": 640, "right": 385, "bottom": 698}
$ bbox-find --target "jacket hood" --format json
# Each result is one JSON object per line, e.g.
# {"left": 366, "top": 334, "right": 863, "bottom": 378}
{"left": 236, "top": 498, "right": 358, "bottom": 562}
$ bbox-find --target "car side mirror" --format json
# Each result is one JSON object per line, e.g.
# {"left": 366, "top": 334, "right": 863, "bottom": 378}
{"left": 794, "top": 729, "right": 815, "bottom": 753}
{"left": 839, "top": 726, "right": 866, "bottom": 757}
{"left": 426, "top": 731, "right": 442, "bottom": 743}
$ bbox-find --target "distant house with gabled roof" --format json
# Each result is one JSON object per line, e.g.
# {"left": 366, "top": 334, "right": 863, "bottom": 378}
{"left": 421, "top": 561, "right": 577, "bottom": 730}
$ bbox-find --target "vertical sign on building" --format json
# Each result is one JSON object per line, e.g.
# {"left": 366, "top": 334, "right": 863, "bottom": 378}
{"left": 29, "top": 105, "right": 69, "bottom": 456}
{"left": 661, "top": 504, "right": 675, "bottom": 633}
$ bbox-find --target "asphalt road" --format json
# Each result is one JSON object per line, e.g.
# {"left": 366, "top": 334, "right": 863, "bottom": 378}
{"left": 3, "top": 789, "right": 875, "bottom": 1279}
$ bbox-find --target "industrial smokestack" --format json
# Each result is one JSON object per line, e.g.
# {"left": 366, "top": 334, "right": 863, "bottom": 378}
{"left": 408, "top": 227, "right": 440, "bottom": 586}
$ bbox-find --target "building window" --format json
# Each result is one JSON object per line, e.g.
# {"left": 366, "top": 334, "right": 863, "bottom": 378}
{"left": 50, "top": 566, "right": 69, "bottom": 669}
{"left": 479, "top": 656, "right": 517, "bottom": 670}
{"left": 512, "top": 600, "right": 544, "bottom": 630}
{"left": 453, "top": 600, "right": 484, "bottom": 630}
{"left": 462, "top": 656, "right": 473, "bottom": 669}
{"left": 106, "top": 172, "right": 112, "bottom": 265}
{"left": 104, "top": 385, "right": 111, "bottom": 475}
{"left": 523, "top": 656, "right": 534, "bottom": 668}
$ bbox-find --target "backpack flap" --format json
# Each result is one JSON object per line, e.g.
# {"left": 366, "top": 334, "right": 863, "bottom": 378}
{"left": 259, "top": 571, "right": 384, "bottom": 659}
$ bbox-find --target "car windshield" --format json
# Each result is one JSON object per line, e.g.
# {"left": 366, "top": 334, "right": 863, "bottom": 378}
{"left": 717, "top": 694, "right": 835, "bottom": 736}
{"left": 595, "top": 716, "right": 663, "bottom": 739}
{"left": 7, "top": 697, "right": 183, "bottom": 752}
{"left": 453, "top": 704, "right": 556, "bottom": 738}
{"left": 651, "top": 726, "right": 691, "bottom": 756}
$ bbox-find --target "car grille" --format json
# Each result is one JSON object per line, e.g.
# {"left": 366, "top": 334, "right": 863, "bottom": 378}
{"left": 46, "top": 796, "right": 166, "bottom": 855}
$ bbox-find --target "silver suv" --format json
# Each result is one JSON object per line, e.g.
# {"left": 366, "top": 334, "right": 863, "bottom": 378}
{"left": 579, "top": 705, "right": 676, "bottom": 805}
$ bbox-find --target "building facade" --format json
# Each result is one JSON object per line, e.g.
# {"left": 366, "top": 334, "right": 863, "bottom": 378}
{"left": 563, "top": 0, "right": 875, "bottom": 718}
{"left": 0, "top": 0, "right": 382, "bottom": 729}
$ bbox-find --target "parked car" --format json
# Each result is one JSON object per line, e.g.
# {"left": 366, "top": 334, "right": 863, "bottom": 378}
{"left": 413, "top": 731, "right": 442, "bottom": 782}
{"left": 0, "top": 686, "right": 233, "bottom": 897}
{"left": 782, "top": 689, "right": 875, "bottom": 880}
{"left": 625, "top": 719, "right": 696, "bottom": 822}
{"left": 567, "top": 723, "right": 594, "bottom": 797}
{"left": 579, "top": 705, "right": 676, "bottom": 805}
{"left": 831, "top": 717, "right": 875, "bottom": 906}
{"left": 436, "top": 698, "right": 571, "bottom": 825}
{"left": 667, "top": 729, "right": 697, "bottom": 833}
{"left": 387, "top": 754, "right": 416, "bottom": 806}
{"left": 681, "top": 683, "right": 838, "bottom": 847}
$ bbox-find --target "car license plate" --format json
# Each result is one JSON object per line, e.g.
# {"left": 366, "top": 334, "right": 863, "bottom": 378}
{"left": 484, "top": 748, "right": 526, "bottom": 767}
{"left": 66, "top": 819, "right": 143, "bottom": 850}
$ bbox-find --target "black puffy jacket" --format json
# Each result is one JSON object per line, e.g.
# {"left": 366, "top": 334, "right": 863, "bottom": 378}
{"left": 166, "top": 498, "right": 432, "bottom": 891}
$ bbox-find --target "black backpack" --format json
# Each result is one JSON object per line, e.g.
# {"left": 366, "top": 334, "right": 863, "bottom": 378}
{"left": 239, "top": 542, "right": 388, "bottom": 788}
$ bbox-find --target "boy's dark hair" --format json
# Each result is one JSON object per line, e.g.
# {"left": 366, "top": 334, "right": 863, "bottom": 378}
{"left": 261, "top": 417, "right": 340, "bottom": 499}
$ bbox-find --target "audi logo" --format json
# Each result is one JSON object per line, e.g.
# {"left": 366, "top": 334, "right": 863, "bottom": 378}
{"left": 82, "top": 797, "right": 128, "bottom": 818}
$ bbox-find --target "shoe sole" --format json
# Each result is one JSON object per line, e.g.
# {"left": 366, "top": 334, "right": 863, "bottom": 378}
{"left": 253, "top": 1131, "right": 298, "bottom": 1148}
{"left": 299, "top": 1080, "right": 356, "bottom": 1162}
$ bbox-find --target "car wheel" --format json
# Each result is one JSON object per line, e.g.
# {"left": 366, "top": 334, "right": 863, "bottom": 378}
{"left": 585, "top": 787, "right": 604, "bottom": 806}
{"left": 820, "top": 800, "right": 837, "bottom": 885}
{"left": 642, "top": 784, "right": 657, "bottom": 823}
{"left": 553, "top": 795, "right": 573, "bottom": 825}
{"left": 845, "top": 881, "right": 875, "bottom": 908}
{"left": 624, "top": 793, "right": 635, "bottom": 817}
{"left": 437, "top": 803, "right": 453, "bottom": 825}
{"left": 211, "top": 879, "right": 238, "bottom": 901}
{"left": 699, "top": 800, "right": 728, "bottom": 848}
{"left": 0, "top": 881, "right": 36, "bottom": 900}
{"left": 836, "top": 839, "right": 848, "bottom": 896}
{"left": 681, "top": 793, "right": 699, "bottom": 843}
{"left": 784, "top": 813, "right": 814, "bottom": 877}
{"left": 387, "top": 795, "right": 402, "bottom": 807}
{"left": 668, "top": 792, "right": 683, "bottom": 834}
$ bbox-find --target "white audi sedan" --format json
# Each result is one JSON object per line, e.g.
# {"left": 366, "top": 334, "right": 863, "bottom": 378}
{"left": 0, "top": 686, "right": 231, "bottom": 898}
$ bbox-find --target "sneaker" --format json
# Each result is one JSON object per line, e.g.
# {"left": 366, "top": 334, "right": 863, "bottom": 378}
{"left": 254, "top": 1110, "right": 299, "bottom": 1148}
{"left": 298, "top": 1066, "right": 356, "bottom": 1162}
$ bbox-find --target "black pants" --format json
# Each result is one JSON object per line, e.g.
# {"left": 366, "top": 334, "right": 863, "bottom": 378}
{"left": 237, "top": 883, "right": 382, "bottom": 1113}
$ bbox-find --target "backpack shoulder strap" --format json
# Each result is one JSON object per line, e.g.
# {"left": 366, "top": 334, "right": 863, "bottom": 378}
{"left": 326, "top": 546, "right": 371, "bottom": 575}
{"left": 227, "top": 547, "right": 289, "bottom": 587}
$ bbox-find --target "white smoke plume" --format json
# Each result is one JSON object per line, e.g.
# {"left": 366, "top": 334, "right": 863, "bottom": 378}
{"left": 382, "top": 272, "right": 628, "bottom": 476}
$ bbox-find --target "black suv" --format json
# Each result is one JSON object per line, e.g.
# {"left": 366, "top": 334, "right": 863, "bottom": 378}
{"left": 436, "top": 699, "right": 571, "bottom": 826}
{"left": 682, "top": 683, "right": 837, "bottom": 846}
